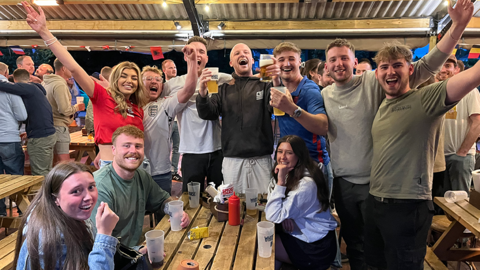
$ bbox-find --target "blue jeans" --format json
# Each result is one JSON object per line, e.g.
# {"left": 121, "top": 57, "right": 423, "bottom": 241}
{"left": 0, "top": 142, "right": 25, "bottom": 215}
{"left": 152, "top": 171, "right": 172, "bottom": 195}
{"left": 170, "top": 121, "right": 180, "bottom": 174}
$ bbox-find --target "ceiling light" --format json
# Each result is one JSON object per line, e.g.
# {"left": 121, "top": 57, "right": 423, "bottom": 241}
{"left": 205, "top": 4, "right": 210, "bottom": 12}
{"left": 162, "top": 1, "right": 167, "bottom": 8}
{"left": 444, "top": 0, "right": 449, "bottom": 6}
{"left": 33, "top": 0, "right": 62, "bottom": 6}
{"left": 174, "top": 22, "right": 181, "bottom": 30}
{"left": 217, "top": 22, "right": 225, "bottom": 30}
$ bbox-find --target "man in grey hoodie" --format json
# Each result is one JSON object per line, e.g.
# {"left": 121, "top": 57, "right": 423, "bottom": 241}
{"left": 0, "top": 62, "right": 28, "bottom": 216}
{"left": 44, "top": 58, "right": 84, "bottom": 163}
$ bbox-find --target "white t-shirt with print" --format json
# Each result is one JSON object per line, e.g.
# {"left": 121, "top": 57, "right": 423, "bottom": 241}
{"left": 163, "top": 73, "right": 233, "bottom": 154}
{"left": 143, "top": 93, "right": 187, "bottom": 176}
{"left": 444, "top": 89, "right": 480, "bottom": 155}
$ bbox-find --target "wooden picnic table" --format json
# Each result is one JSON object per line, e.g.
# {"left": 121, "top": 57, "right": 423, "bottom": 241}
{"left": 433, "top": 196, "right": 480, "bottom": 261}
{"left": 146, "top": 193, "right": 274, "bottom": 270}
{"left": 70, "top": 131, "right": 96, "bottom": 165}
{"left": 0, "top": 174, "right": 44, "bottom": 229}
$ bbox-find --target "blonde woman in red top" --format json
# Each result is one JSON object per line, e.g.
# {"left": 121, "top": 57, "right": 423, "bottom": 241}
{"left": 22, "top": 2, "right": 196, "bottom": 167}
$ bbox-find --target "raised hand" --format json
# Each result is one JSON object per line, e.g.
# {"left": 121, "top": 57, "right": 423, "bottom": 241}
{"left": 21, "top": 1, "right": 47, "bottom": 34}
{"left": 95, "top": 202, "right": 119, "bottom": 236}
{"left": 182, "top": 44, "right": 197, "bottom": 63}
{"left": 448, "top": 0, "right": 474, "bottom": 29}
{"left": 270, "top": 87, "right": 295, "bottom": 114}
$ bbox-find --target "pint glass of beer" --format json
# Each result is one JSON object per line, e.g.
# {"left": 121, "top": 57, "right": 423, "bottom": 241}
{"left": 271, "top": 86, "right": 287, "bottom": 116}
{"left": 205, "top": 67, "right": 219, "bottom": 94}
{"left": 260, "top": 54, "right": 274, "bottom": 82}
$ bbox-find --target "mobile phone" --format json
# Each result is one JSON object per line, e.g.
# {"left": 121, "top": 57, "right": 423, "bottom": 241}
{"left": 92, "top": 72, "right": 100, "bottom": 80}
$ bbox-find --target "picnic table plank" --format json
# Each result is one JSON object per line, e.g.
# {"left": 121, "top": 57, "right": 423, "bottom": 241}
{"left": 256, "top": 211, "right": 275, "bottom": 270}
{"left": 157, "top": 204, "right": 201, "bottom": 270}
{"left": 233, "top": 212, "right": 259, "bottom": 270}
{"left": 0, "top": 176, "right": 44, "bottom": 199}
{"left": 434, "top": 197, "right": 480, "bottom": 238}
{"left": 166, "top": 207, "right": 212, "bottom": 270}
{"left": 0, "top": 175, "right": 22, "bottom": 185}
{"left": 194, "top": 210, "right": 226, "bottom": 269}
{"left": 210, "top": 222, "right": 241, "bottom": 270}
{"left": 0, "top": 232, "right": 18, "bottom": 270}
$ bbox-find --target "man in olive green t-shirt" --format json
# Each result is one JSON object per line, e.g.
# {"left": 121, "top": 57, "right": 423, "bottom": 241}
{"left": 365, "top": 38, "right": 480, "bottom": 269}
{"left": 90, "top": 125, "right": 190, "bottom": 247}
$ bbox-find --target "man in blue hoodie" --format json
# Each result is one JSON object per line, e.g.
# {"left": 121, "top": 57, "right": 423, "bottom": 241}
{"left": 0, "top": 68, "right": 56, "bottom": 176}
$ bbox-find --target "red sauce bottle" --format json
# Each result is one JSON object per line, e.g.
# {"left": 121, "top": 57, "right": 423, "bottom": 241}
{"left": 228, "top": 192, "right": 240, "bottom": 226}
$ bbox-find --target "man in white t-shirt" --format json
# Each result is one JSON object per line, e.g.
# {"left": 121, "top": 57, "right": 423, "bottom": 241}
{"left": 163, "top": 36, "right": 232, "bottom": 192}
{"left": 439, "top": 55, "right": 480, "bottom": 194}
{"left": 142, "top": 45, "right": 198, "bottom": 196}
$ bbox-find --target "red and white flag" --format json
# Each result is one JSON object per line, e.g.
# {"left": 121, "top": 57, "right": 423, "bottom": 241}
{"left": 150, "top": 46, "right": 164, "bottom": 60}
{"left": 10, "top": 46, "right": 25, "bottom": 55}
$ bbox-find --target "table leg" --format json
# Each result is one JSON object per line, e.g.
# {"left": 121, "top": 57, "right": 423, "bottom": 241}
{"left": 433, "top": 220, "right": 480, "bottom": 261}
{"left": 75, "top": 150, "right": 86, "bottom": 162}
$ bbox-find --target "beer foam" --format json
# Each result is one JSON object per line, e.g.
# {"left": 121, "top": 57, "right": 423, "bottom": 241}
{"left": 260, "top": 59, "right": 274, "bottom": 67}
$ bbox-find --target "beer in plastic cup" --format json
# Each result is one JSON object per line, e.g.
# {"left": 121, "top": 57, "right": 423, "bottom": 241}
{"left": 444, "top": 190, "right": 468, "bottom": 203}
{"left": 245, "top": 188, "right": 258, "bottom": 216}
{"left": 166, "top": 200, "right": 184, "bottom": 231}
{"left": 76, "top": 96, "right": 84, "bottom": 105}
{"left": 260, "top": 54, "right": 274, "bottom": 82}
{"left": 271, "top": 87, "right": 287, "bottom": 116}
{"left": 187, "top": 182, "right": 200, "bottom": 208}
{"left": 145, "top": 230, "right": 164, "bottom": 267}
{"left": 257, "top": 221, "right": 275, "bottom": 258}
{"left": 205, "top": 67, "right": 219, "bottom": 94}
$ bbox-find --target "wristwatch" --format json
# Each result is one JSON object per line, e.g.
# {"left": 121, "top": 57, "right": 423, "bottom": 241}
{"left": 291, "top": 106, "right": 302, "bottom": 118}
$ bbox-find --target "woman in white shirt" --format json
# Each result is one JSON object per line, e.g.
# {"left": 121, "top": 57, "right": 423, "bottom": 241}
{"left": 265, "top": 135, "right": 337, "bottom": 270}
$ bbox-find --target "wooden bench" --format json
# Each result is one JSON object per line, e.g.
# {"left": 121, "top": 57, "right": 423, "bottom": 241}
{"left": 0, "top": 231, "right": 18, "bottom": 270}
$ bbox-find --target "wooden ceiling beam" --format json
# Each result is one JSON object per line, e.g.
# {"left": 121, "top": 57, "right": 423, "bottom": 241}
{"left": 0, "top": 20, "right": 192, "bottom": 30}
{"left": 0, "top": 18, "right": 431, "bottom": 31}
{"left": 211, "top": 18, "right": 431, "bottom": 30}
{"left": 467, "top": 17, "right": 480, "bottom": 28}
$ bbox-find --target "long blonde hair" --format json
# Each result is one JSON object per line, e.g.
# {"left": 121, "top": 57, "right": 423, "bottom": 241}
{"left": 109, "top": 61, "right": 148, "bottom": 118}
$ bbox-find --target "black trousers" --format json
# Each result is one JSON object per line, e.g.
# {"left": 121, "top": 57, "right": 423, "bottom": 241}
{"left": 332, "top": 177, "right": 369, "bottom": 270}
{"left": 365, "top": 195, "right": 434, "bottom": 270}
{"left": 181, "top": 150, "right": 224, "bottom": 192}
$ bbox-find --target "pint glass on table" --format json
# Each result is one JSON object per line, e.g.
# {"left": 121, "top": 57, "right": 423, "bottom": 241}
{"left": 205, "top": 67, "right": 219, "bottom": 94}
{"left": 260, "top": 54, "right": 274, "bottom": 82}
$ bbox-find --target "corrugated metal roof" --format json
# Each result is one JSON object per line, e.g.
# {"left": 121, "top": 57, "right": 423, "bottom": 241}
{"left": 197, "top": 0, "right": 444, "bottom": 20}
{"left": 0, "top": 4, "right": 189, "bottom": 20}
{"left": 0, "top": 1, "right": 448, "bottom": 21}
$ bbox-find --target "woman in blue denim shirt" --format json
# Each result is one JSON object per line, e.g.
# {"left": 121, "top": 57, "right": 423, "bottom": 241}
{"left": 13, "top": 162, "right": 119, "bottom": 270}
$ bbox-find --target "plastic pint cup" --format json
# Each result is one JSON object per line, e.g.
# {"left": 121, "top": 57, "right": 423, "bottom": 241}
{"left": 166, "top": 200, "right": 184, "bottom": 231}
{"left": 187, "top": 182, "right": 201, "bottom": 208}
{"left": 444, "top": 190, "right": 468, "bottom": 203}
{"left": 260, "top": 54, "right": 274, "bottom": 82}
{"left": 76, "top": 96, "right": 84, "bottom": 104}
{"left": 271, "top": 87, "right": 287, "bottom": 116}
{"left": 206, "top": 68, "right": 219, "bottom": 94}
{"left": 145, "top": 230, "right": 164, "bottom": 267}
{"left": 257, "top": 221, "right": 274, "bottom": 258}
{"left": 245, "top": 188, "right": 258, "bottom": 216}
